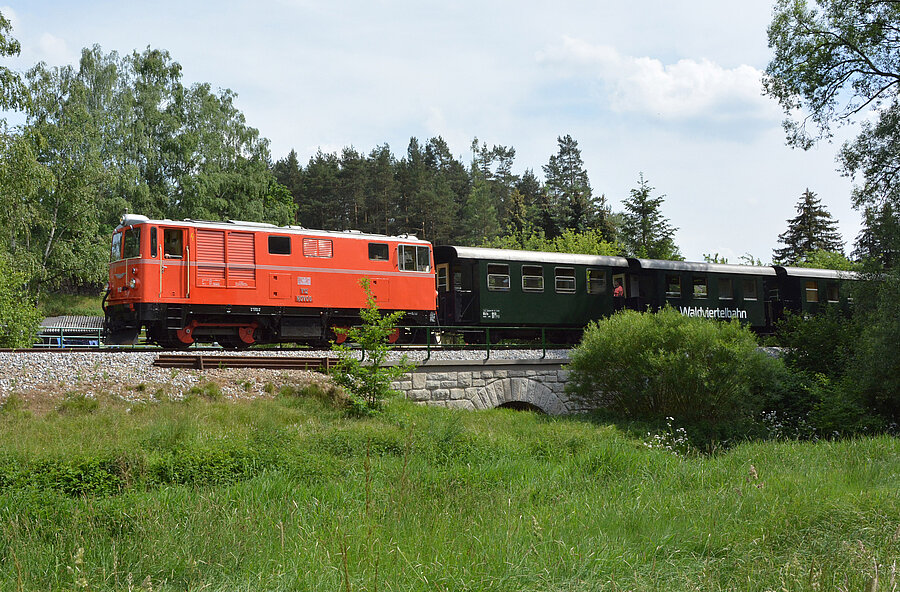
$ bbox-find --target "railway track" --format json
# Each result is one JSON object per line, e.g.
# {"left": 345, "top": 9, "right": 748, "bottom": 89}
{"left": 153, "top": 354, "right": 340, "bottom": 371}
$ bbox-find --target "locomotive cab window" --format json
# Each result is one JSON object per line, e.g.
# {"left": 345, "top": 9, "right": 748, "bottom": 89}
{"left": 110, "top": 232, "right": 123, "bottom": 261}
{"left": 399, "top": 245, "right": 430, "bottom": 272}
{"left": 743, "top": 279, "right": 758, "bottom": 301}
{"left": 164, "top": 229, "right": 183, "bottom": 258}
{"left": 719, "top": 278, "right": 733, "bottom": 300}
{"left": 487, "top": 264, "right": 510, "bottom": 291}
{"left": 268, "top": 235, "right": 291, "bottom": 255}
{"left": 522, "top": 265, "right": 544, "bottom": 292}
{"left": 555, "top": 267, "right": 576, "bottom": 294}
{"left": 123, "top": 227, "right": 141, "bottom": 259}
{"left": 693, "top": 276, "right": 708, "bottom": 299}
{"left": 805, "top": 281, "right": 819, "bottom": 303}
{"left": 665, "top": 275, "right": 681, "bottom": 298}
{"left": 587, "top": 269, "right": 605, "bottom": 294}
{"left": 369, "top": 242, "right": 389, "bottom": 261}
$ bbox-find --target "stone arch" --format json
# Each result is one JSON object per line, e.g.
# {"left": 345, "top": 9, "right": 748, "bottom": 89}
{"left": 472, "top": 375, "right": 570, "bottom": 415}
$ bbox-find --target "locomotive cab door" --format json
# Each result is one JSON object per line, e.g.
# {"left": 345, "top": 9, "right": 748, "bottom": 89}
{"left": 160, "top": 227, "right": 189, "bottom": 299}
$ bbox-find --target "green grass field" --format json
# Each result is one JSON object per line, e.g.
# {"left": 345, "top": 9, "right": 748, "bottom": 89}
{"left": 0, "top": 389, "right": 897, "bottom": 591}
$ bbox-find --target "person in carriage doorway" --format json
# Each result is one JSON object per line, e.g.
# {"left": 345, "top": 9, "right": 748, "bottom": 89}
{"left": 613, "top": 278, "right": 625, "bottom": 310}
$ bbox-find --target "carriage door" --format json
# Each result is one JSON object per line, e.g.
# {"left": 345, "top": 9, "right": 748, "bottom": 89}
{"left": 160, "top": 227, "right": 189, "bottom": 299}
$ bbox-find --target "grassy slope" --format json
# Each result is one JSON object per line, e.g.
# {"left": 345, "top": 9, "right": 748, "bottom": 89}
{"left": 0, "top": 392, "right": 897, "bottom": 591}
{"left": 37, "top": 292, "right": 105, "bottom": 317}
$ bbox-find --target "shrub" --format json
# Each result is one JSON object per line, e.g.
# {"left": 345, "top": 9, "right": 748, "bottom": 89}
{"left": 567, "top": 307, "right": 772, "bottom": 428}
{"left": 331, "top": 278, "right": 412, "bottom": 416}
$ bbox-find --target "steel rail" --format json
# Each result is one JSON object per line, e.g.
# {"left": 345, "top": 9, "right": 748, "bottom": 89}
{"left": 153, "top": 354, "right": 340, "bottom": 371}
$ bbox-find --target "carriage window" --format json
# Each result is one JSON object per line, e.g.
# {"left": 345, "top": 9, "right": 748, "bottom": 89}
{"left": 369, "top": 242, "right": 389, "bottom": 261}
{"left": 718, "top": 278, "right": 733, "bottom": 300}
{"left": 436, "top": 265, "right": 449, "bottom": 291}
{"left": 268, "top": 235, "right": 291, "bottom": 255}
{"left": 522, "top": 265, "right": 544, "bottom": 292}
{"left": 399, "top": 245, "right": 430, "bottom": 272}
{"left": 805, "top": 281, "right": 819, "bottom": 303}
{"left": 693, "top": 276, "right": 708, "bottom": 299}
{"left": 827, "top": 283, "right": 840, "bottom": 302}
{"left": 487, "top": 264, "right": 510, "bottom": 291}
{"left": 555, "top": 267, "right": 576, "bottom": 294}
{"left": 150, "top": 227, "right": 158, "bottom": 258}
{"left": 123, "top": 227, "right": 141, "bottom": 259}
{"left": 110, "top": 232, "right": 123, "bottom": 261}
{"left": 743, "top": 279, "right": 758, "bottom": 300}
{"left": 665, "top": 274, "right": 681, "bottom": 298}
{"left": 164, "top": 229, "right": 183, "bottom": 258}
{"left": 586, "top": 269, "right": 605, "bottom": 294}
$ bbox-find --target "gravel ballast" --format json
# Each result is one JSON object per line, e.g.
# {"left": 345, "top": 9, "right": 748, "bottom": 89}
{"left": 0, "top": 348, "right": 571, "bottom": 408}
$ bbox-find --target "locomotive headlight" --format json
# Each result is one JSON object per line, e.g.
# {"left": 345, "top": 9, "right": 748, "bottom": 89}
{"left": 129, "top": 279, "right": 137, "bottom": 289}
{"left": 131, "top": 267, "right": 138, "bottom": 275}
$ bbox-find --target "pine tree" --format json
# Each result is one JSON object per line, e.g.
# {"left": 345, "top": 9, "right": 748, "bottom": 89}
{"left": 542, "top": 135, "right": 596, "bottom": 236}
{"left": 620, "top": 173, "right": 681, "bottom": 260}
{"left": 773, "top": 189, "right": 844, "bottom": 265}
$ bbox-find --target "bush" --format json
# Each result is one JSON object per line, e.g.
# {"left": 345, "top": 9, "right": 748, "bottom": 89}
{"left": 331, "top": 278, "right": 412, "bottom": 416}
{"left": 567, "top": 307, "right": 773, "bottom": 428}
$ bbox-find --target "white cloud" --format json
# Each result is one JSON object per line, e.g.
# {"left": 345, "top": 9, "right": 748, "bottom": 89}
{"left": 537, "top": 36, "right": 776, "bottom": 120}
{"left": 35, "top": 32, "right": 74, "bottom": 65}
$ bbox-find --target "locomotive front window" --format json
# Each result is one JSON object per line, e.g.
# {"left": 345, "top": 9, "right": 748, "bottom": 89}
{"left": 719, "top": 278, "right": 733, "bottom": 300}
{"left": 123, "top": 227, "right": 141, "bottom": 259}
{"left": 555, "top": 267, "right": 576, "bottom": 294}
{"left": 805, "top": 281, "right": 819, "bottom": 303}
{"left": 268, "top": 235, "right": 291, "bottom": 255}
{"left": 399, "top": 245, "right": 430, "bottom": 272}
{"left": 693, "top": 276, "right": 708, "bottom": 299}
{"left": 164, "top": 229, "right": 183, "bottom": 258}
{"left": 586, "top": 269, "right": 605, "bottom": 294}
{"left": 369, "top": 243, "right": 389, "bottom": 261}
{"left": 665, "top": 275, "right": 681, "bottom": 298}
{"left": 487, "top": 264, "right": 510, "bottom": 291}
{"left": 522, "top": 265, "right": 544, "bottom": 292}
{"left": 110, "top": 232, "right": 123, "bottom": 261}
{"left": 743, "top": 279, "right": 758, "bottom": 300}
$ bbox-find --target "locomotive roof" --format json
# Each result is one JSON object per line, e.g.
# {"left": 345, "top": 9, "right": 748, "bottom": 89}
{"left": 630, "top": 258, "right": 777, "bottom": 276}
{"left": 437, "top": 245, "right": 629, "bottom": 267}
{"left": 115, "top": 215, "right": 430, "bottom": 244}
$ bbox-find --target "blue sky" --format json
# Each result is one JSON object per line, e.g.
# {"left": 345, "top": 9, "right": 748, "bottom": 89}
{"left": 2, "top": 1, "right": 861, "bottom": 262}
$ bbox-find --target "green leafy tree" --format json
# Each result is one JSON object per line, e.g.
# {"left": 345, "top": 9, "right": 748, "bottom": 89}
{"left": 0, "top": 253, "right": 42, "bottom": 348}
{"left": 773, "top": 189, "right": 844, "bottom": 265}
{"left": 0, "top": 9, "right": 27, "bottom": 113}
{"left": 764, "top": 0, "right": 900, "bottom": 266}
{"left": 330, "top": 279, "right": 412, "bottom": 416}
{"left": 795, "top": 249, "right": 857, "bottom": 271}
{"left": 620, "top": 173, "right": 681, "bottom": 260}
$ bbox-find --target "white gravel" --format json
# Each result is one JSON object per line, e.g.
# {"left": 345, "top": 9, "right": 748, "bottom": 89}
{"left": 0, "top": 347, "right": 571, "bottom": 408}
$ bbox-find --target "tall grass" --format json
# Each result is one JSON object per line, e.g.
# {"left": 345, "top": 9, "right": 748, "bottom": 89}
{"left": 0, "top": 392, "right": 897, "bottom": 591}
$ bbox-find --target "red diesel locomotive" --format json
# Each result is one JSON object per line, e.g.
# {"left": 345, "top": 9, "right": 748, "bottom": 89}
{"left": 104, "top": 215, "right": 437, "bottom": 348}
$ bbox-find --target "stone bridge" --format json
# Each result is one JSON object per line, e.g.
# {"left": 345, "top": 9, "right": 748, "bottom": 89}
{"left": 391, "top": 359, "right": 582, "bottom": 415}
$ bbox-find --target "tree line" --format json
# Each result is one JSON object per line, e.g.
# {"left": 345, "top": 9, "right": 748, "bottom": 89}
{"left": 3, "top": 4, "right": 897, "bottom": 301}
